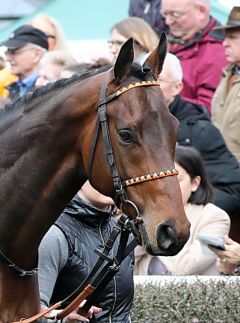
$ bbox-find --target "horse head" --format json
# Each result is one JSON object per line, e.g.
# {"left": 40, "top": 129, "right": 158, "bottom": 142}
{"left": 86, "top": 33, "right": 190, "bottom": 256}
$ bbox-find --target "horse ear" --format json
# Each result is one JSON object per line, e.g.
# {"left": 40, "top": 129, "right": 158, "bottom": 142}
{"left": 142, "top": 32, "right": 167, "bottom": 79}
{"left": 113, "top": 38, "right": 134, "bottom": 84}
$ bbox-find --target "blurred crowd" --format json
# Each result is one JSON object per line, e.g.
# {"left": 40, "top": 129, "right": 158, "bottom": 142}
{"left": 1, "top": 0, "right": 240, "bottom": 322}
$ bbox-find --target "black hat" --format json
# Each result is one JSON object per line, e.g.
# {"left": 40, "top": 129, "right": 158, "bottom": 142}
{"left": 1, "top": 24, "right": 49, "bottom": 50}
{"left": 214, "top": 7, "right": 240, "bottom": 30}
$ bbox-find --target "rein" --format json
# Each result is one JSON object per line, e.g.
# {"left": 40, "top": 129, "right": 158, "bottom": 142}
{"left": 0, "top": 249, "right": 38, "bottom": 277}
{"left": 8, "top": 70, "right": 179, "bottom": 323}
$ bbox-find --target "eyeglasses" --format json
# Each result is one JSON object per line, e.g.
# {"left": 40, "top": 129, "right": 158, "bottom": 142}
{"left": 5, "top": 47, "right": 35, "bottom": 56}
{"left": 160, "top": 6, "right": 194, "bottom": 20}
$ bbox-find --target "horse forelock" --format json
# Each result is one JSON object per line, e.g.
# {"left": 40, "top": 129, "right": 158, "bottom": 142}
{"left": 128, "top": 62, "right": 154, "bottom": 82}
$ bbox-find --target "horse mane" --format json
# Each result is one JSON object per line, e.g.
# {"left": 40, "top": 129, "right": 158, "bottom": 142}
{"left": 1, "top": 65, "right": 111, "bottom": 116}
{"left": 1, "top": 62, "right": 152, "bottom": 117}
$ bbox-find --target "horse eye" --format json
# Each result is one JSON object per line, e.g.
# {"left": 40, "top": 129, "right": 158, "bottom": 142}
{"left": 118, "top": 129, "right": 134, "bottom": 143}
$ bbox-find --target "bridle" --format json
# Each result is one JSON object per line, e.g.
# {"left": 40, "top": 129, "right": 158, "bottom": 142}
{"left": 88, "top": 69, "right": 178, "bottom": 222}
{"left": 6, "top": 70, "right": 179, "bottom": 323}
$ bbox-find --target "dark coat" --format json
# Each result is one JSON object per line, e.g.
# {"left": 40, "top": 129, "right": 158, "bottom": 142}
{"left": 128, "top": 0, "right": 168, "bottom": 35}
{"left": 170, "top": 95, "right": 240, "bottom": 213}
{"left": 52, "top": 196, "right": 134, "bottom": 323}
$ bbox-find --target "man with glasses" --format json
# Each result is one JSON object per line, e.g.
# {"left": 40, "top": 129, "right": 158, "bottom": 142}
{"left": 1, "top": 24, "right": 48, "bottom": 100}
{"left": 161, "top": 0, "right": 226, "bottom": 114}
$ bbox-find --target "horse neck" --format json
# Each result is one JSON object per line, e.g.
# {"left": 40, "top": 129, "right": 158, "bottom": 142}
{"left": 0, "top": 80, "right": 99, "bottom": 266}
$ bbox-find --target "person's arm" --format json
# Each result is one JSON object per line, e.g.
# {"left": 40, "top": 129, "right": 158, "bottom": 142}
{"left": 184, "top": 44, "right": 226, "bottom": 113}
{"left": 38, "top": 226, "right": 102, "bottom": 322}
{"left": 38, "top": 225, "right": 69, "bottom": 308}
{"left": 38, "top": 225, "right": 69, "bottom": 322}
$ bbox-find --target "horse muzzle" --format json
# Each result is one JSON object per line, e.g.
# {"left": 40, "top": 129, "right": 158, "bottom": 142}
{"left": 145, "top": 220, "right": 190, "bottom": 256}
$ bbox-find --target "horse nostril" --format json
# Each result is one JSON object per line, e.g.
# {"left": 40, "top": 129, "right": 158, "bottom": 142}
{"left": 157, "top": 221, "right": 177, "bottom": 251}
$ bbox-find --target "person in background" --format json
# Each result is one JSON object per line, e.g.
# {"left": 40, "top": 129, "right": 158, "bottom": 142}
{"left": 38, "top": 181, "right": 134, "bottom": 323}
{"left": 35, "top": 50, "right": 77, "bottom": 87}
{"left": 161, "top": 0, "right": 226, "bottom": 114}
{"left": 211, "top": 7, "right": 240, "bottom": 163}
{"left": 30, "top": 13, "right": 69, "bottom": 52}
{"left": 109, "top": 17, "right": 159, "bottom": 63}
{"left": 210, "top": 236, "right": 240, "bottom": 275}
{"left": 128, "top": 0, "right": 168, "bottom": 35}
{"left": 1, "top": 24, "right": 48, "bottom": 100}
{"left": 134, "top": 145, "right": 230, "bottom": 275}
{"left": 158, "top": 52, "right": 240, "bottom": 215}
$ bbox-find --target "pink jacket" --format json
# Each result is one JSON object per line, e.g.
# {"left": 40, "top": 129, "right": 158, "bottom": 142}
{"left": 169, "top": 18, "right": 227, "bottom": 114}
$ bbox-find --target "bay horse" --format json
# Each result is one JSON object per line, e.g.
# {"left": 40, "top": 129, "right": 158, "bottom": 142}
{"left": 0, "top": 34, "right": 190, "bottom": 322}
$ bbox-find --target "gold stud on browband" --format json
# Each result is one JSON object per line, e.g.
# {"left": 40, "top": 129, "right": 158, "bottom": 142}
{"left": 123, "top": 168, "right": 178, "bottom": 187}
{"left": 116, "top": 81, "right": 160, "bottom": 96}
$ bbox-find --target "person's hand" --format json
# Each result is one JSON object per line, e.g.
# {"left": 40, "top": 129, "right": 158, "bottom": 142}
{"left": 64, "top": 301, "right": 102, "bottom": 322}
{"left": 209, "top": 236, "right": 240, "bottom": 274}
{"left": 217, "top": 258, "right": 236, "bottom": 275}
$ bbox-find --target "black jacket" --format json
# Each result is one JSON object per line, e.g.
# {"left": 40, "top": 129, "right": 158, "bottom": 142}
{"left": 52, "top": 196, "right": 134, "bottom": 323}
{"left": 170, "top": 95, "right": 240, "bottom": 213}
{"left": 128, "top": 0, "right": 168, "bottom": 35}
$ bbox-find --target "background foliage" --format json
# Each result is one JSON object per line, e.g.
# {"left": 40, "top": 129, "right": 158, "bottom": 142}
{"left": 131, "top": 278, "right": 240, "bottom": 323}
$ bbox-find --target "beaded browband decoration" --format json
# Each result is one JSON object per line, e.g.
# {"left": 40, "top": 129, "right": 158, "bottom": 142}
{"left": 123, "top": 168, "right": 178, "bottom": 187}
{"left": 116, "top": 80, "right": 160, "bottom": 97}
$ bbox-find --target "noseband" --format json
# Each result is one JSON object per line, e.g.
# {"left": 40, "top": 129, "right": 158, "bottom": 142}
{"left": 88, "top": 70, "right": 178, "bottom": 222}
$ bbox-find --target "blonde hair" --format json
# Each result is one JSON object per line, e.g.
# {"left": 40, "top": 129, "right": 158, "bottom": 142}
{"left": 40, "top": 50, "right": 77, "bottom": 69}
{"left": 111, "top": 17, "right": 160, "bottom": 52}
{"left": 30, "top": 14, "right": 69, "bottom": 52}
